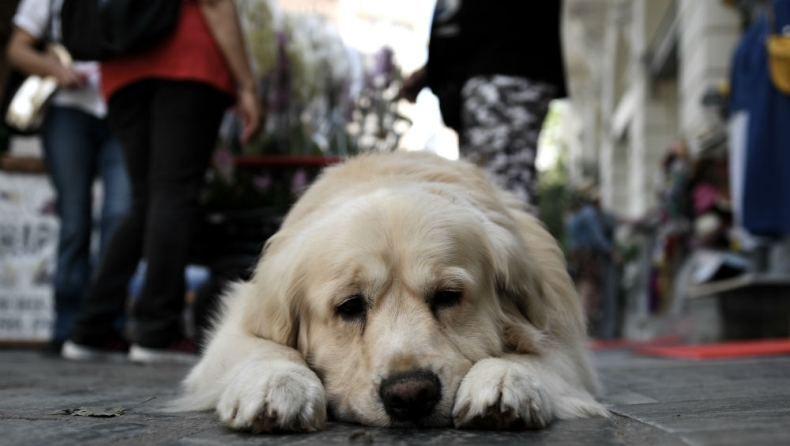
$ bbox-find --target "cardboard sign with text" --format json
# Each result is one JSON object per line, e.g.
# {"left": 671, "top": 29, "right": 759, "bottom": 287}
{"left": 0, "top": 172, "right": 57, "bottom": 342}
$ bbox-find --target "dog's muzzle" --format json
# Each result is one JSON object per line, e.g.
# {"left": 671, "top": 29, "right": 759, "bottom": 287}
{"left": 379, "top": 370, "right": 441, "bottom": 423}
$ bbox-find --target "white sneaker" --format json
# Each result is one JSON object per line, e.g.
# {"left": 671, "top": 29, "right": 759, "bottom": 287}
{"left": 128, "top": 340, "right": 198, "bottom": 365}
{"left": 61, "top": 340, "right": 128, "bottom": 362}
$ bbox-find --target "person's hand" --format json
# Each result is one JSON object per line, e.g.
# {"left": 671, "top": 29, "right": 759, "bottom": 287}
{"left": 237, "top": 86, "right": 263, "bottom": 144}
{"left": 398, "top": 66, "right": 427, "bottom": 103}
{"left": 52, "top": 65, "right": 86, "bottom": 89}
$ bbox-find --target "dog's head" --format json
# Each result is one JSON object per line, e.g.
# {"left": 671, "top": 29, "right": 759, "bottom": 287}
{"left": 240, "top": 179, "right": 582, "bottom": 427}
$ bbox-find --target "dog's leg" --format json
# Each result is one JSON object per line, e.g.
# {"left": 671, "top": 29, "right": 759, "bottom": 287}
{"left": 452, "top": 352, "right": 608, "bottom": 430}
{"left": 176, "top": 291, "right": 326, "bottom": 433}
{"left": 214, "top": 342, "right": 326, "bottom": 433}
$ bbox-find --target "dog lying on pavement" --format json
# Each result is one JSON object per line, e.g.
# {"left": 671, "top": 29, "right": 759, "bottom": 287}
{"left": 174, "top": 151, "right": 608, "bottom": 432}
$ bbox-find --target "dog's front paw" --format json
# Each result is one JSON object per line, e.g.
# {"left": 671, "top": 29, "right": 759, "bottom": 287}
{"left": 453, "top": 358, "right": 553, "bottom": 430}
{"left": 217, "top": 359, "right": 327, "bottom": 433}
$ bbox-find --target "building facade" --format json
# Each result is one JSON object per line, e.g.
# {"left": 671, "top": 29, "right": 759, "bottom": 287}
{"left": 565, "top": 0, "right": 741, "bottom": 219}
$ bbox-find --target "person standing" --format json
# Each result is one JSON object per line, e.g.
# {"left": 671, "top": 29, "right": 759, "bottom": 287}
{"left": 400, "top": 0, "right": 566, "bottom": 212}
{"left": 567, "top": 189, "right": 619, "bottom": 339}
{"left": 62, "top": 0, "right": 262, "bottom": 363}
{"left": 5, "top": 0, "right": 130, "bottom": 354}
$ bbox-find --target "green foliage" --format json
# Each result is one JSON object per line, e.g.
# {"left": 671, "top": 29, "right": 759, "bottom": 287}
{"left": 539, "top": 152, "right": 569, "bottom": 251}
{"left": 240, "top": 0, "right": 277, "bottom": 76}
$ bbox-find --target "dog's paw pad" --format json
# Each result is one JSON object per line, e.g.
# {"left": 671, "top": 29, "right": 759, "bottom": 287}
{"left": 452, "top": 358, "right": 553, "bottom": 430}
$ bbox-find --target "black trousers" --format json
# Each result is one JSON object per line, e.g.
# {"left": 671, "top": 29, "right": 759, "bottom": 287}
{"left": 71, "top": 79, "right": 231, "bottom": 348}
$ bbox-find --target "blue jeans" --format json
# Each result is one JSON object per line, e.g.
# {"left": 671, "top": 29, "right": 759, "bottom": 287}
{"left": 42, "top": 106, "right": 130, "bottom": 342}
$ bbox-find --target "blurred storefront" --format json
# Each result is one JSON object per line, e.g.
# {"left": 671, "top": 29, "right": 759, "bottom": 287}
{"left": 564, "top": 0, "right": 740, "bottom": 217}
{"left": 564, "top": 0, "right": 790, "bottom": 342}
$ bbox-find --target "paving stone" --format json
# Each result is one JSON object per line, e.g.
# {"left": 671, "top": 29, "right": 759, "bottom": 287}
{"left": 1, "top": 349, "right": 789, "bottom": 445}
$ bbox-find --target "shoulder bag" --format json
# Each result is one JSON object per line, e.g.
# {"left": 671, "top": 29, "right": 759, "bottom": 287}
{"left": 1, "top": 0, "right": 60, "bottom": 135}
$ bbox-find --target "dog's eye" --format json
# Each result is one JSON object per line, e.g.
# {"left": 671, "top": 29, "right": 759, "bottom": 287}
{"left": 337, "top": 295, "right": 367, "bottom": 321}
{"left": 432, "top": 290, "right": 462, "bottom": 310}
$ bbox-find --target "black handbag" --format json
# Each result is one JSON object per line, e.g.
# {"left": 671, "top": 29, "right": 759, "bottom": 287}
{"left": 60, "top": 0, "right": 181, "bottom": 61}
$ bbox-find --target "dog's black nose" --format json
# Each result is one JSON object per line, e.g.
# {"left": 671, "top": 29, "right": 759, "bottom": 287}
{"left": 379, "top": 370, "right": 441, "bottom": 422}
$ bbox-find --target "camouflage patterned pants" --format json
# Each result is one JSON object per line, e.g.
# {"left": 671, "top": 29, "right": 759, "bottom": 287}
{"left": 460, "top": 75, "right": 556, "bottom": 212}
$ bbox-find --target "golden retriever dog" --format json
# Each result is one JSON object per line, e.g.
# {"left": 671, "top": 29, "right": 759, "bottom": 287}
{"left": 175, "top": 151, "right": 608, "bottom": 432}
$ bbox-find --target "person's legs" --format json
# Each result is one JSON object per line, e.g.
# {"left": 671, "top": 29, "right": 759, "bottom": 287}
{"left": 577, "top": 279, "right": 597, "bottom": 318}
{"left": 41, "top": 106, "right": 98, "bottom": 344}
{"left": 132, "top": 80, "right": 230, "bottom": 348}
{"left": 69, "top": 82, "right": 153, "bottom": 346}
{"left": 460, "top": 75, "right": 556, "bottom": 212}
{"left": 94, "top": 120, "right": 131, "bottom": 256}
{"left": 599, "top": 258, "right": 619, "bottom": 339}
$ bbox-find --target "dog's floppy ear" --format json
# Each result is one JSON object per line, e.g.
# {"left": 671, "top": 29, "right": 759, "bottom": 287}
{"left": 487, "top": 210, "right": 586, "bottom": 354}
{"left": 240, "top": 231, "right": 304, "bottom": 348}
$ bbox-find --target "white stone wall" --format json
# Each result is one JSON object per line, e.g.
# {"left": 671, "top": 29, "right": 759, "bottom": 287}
{"left": 677, "top": 0, "right": 739, "bottom": 154}
{"left": 602, "top": 0, "right": 676, "bottom": 219}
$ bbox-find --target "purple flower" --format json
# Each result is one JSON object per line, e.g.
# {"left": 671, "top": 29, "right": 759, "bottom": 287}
{"left": 253, "top": 175, "right": 272, "bottom": 192}
{"left": 213, "top": 146, "right": 235, "bottom": 183}
{"left": 291, "top": 169, "right": 308, "bottom": 195}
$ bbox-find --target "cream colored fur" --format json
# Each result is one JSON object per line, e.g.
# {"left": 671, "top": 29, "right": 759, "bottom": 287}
{"left": 173, "top": 151, "right": 608, "bottom": 432}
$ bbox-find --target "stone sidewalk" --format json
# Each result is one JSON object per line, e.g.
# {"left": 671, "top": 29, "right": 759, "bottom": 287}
{"left": 1, "top": 348, "right": 789, "bottom": 445}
